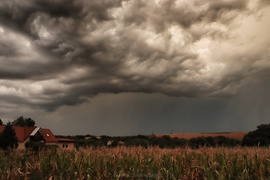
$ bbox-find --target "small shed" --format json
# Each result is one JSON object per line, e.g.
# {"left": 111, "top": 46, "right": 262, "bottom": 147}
{"left": 57, "top": 138, "right": 75, "bottom": 150}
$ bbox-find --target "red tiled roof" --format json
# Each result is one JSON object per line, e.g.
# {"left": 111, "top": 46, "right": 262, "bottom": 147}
{"left": 14, "top": 126, "right": 36, "bottom": 142}
{"left": 0, "top": 125, "right": 60, "bottom": 143}
{"left": 0, "top": 125, "right": 36, "bottom": 142}
{"left": 41, "top": 128, "right": 58, "bottom": 143}
{"left": 0, "top": 125, "right": 5, "bottom": 133}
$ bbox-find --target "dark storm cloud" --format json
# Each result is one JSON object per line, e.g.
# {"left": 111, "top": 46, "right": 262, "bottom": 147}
{"left": 0, "top": 0, "right": 269, "bottom": 111}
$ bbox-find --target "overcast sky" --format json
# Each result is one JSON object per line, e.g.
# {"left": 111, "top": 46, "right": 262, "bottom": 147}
{"left": 0, "top": 0, "right": 270, "bottom": 136}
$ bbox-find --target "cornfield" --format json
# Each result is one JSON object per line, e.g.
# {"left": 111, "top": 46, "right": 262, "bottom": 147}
{"left": 0, "top": 147, "right": 270, "bottom": 179}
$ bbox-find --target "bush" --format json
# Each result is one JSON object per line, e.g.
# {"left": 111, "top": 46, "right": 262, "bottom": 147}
{"left": 25, "top": 142, "right": 58, "bottom": 152}
{"left": 188, "top": 136, "right": 241, "bottom": 148}
{"left": 0, "top": 123, "right": 18, "bottom": 150}
{"left": 242, "top": 124, "right": 270, "bottom": 147}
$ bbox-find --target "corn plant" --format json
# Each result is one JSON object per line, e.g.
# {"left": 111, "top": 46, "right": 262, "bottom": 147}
{"left": 0, "top": 146, "right": 269, "bottom": 179}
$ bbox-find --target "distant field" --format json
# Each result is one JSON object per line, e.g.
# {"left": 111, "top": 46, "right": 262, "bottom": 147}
{"left": 155, "top": 132, "right": 247, "bottom": 140}
{"left": 1, "top": 146, "right": 269, "bottom": 179}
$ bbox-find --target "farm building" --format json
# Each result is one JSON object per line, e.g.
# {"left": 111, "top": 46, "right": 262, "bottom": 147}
{"left": 57, "top": 138, "right": 75, "bottom": 150}
{"left": 0, "top": 125, "right": 74, "bottom": 150}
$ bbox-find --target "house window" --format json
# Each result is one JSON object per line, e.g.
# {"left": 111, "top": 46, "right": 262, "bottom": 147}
{"left": 62, "top": 144, "right": 68, "bottom": 148}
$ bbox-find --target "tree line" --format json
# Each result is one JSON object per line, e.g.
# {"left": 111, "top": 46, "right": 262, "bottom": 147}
{"left": 63, "top": 134, "right": 241, "bottom": 149}
{"left": 0, "top": 116, "right": 36, "bottom": 127}
{"left": 1, "top": 116, "right": 270, "bottom": 150}
{"left": 61, "top": 123, "right": 270, "bottom": 149}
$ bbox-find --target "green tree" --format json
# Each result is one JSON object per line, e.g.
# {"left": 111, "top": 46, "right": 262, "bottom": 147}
{"left": 242, "top": 123, "right": 270, "bottom": 146}
{"left": 12, "top": 116, "right": 35, "bottom": 127}
{"left": 0, "top": 122, "right": 18, "bottom": 150}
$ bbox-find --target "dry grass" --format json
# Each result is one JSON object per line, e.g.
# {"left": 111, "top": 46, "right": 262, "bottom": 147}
{"left": 0, "top": 146, "right": 269, "bottom": 179}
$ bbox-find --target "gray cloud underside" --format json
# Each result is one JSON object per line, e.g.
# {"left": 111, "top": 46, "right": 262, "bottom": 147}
{"left": 0, "top": 0, "right": 270, "bottom": 111}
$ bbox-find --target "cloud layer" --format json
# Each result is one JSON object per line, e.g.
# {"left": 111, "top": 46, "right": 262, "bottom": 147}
{"left": 0, "top": 0, "right": 270, "bottom": 111}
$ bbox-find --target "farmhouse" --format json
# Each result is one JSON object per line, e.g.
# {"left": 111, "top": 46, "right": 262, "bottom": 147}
{"left": 0, "top": 125, "right": 75, "bottom": 150}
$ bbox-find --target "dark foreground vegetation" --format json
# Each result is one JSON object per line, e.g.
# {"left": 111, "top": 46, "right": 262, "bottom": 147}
{"left": 0, "top": 147, "right": 270, "bottom": 179}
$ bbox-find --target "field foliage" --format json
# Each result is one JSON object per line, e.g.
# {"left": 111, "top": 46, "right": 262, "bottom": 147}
{"left": 0, "top": 147, "right": 270, "bottom": 179}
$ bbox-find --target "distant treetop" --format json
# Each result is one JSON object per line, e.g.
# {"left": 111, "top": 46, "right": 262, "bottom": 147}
{"left": 12, "top": 116, "right": 36, "bottom": 127}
